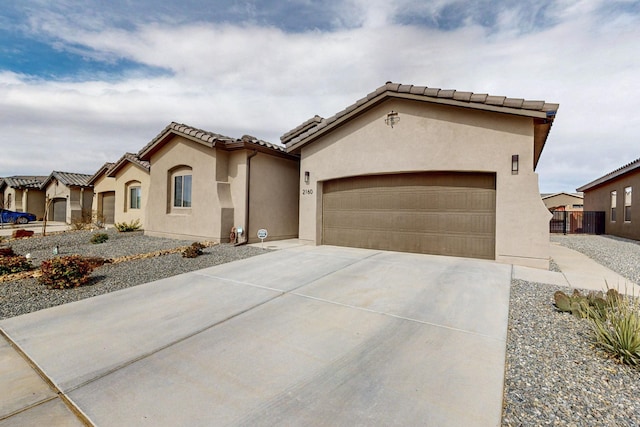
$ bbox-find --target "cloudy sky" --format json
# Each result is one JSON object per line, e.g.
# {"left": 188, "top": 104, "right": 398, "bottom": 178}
{"left": 1, "top": 0, "right": 638, "bottom": 192}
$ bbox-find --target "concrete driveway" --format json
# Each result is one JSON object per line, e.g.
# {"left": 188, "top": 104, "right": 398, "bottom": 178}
{"left": 1, "top": 245, "right": 511, "bottom": 426}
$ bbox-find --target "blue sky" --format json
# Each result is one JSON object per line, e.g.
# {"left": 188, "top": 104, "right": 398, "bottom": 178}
{"left": 1, "top": 0, "right": 639, "bottom": 192}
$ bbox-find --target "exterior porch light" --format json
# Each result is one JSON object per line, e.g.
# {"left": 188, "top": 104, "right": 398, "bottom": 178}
{"left": 385, "top": 110, "right": 400, "bottom": 128}
{"left": 304, "top": 171, "right": 310, "bottom": 184}
{"left": 512, "top": 154, "right": 519, "bottom": 175}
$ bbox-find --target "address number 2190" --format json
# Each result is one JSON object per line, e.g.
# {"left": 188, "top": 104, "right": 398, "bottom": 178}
{"left": 302, "top": 189, "right": 314, "bottom": 195}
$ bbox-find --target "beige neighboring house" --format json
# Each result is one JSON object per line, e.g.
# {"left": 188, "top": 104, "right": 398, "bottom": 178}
{"left": 88, "top": 162, "right": 116, "bottom": 224}
{"left": 541, "top": 192, "right": 584, "bottom": 211}
{"left": 283, "top": 82, "right": 559, "bottom": 269}
{"left": 138, "top": 122, "right": 300, "bottom": 243}
{"left": 41, "top": 171, "right": 94, "bottom": 223}
{"left": 0, "top": 176, "right": 48, "bottom": 219}
{"left": 108, "top": 153, "right": 150, "bottom": 226}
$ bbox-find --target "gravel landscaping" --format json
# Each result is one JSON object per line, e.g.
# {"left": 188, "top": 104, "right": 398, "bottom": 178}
{"left": 503, "top": 234, "right": 640, "bottom": 426}
{"left": 2, "top": 230, "right": 639, "bottom": 425}
{"left": 0, "top": 228, "right": 269, "bottom": 319}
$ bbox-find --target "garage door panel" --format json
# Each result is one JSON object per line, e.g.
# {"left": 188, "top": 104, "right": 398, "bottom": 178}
{"left": 322, "top": 172, "right": 496, "bottom": 260}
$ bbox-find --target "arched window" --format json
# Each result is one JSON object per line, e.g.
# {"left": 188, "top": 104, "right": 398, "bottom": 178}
{"left": 169, "top": 166, "right": 192, "bottom": 211}
{"left": 126, "top": 181, "right": 142, "bottom": 210}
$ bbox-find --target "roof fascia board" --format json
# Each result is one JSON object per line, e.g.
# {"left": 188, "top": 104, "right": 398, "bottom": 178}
{"left": 107, "top": 159, "right": 150, "bottom": 177}
{"left": 286, "top": 91, "right": 550, "bottom": 153}
{"left": 577, "top": 164, "right": 640, "bottom": 192}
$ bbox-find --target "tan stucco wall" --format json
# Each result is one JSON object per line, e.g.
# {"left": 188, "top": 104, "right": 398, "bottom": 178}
{"left": 247, "top": 153, "right": 299, "bottom": 243}
{"left": 583, "top": 172, "right": 640, "bottom": 241}
{"left": 3, "top": 188, "right": 18, "bottom": 210}
{"left": 113, "top": 163, "right": 150, "bottom": 227}
{"left": 44, "top": 182, "right": 93, "bottom": 223}
{"left": 297, "top": 98, "right": 551, "bottom": 269}
{"left": 144, "top": 136, "right": 221, "bottom": 240}
{"left": 144, "top": 135, "right": 300, "bottom": 243}
{"left": 91, "top": 173, "right": 116, "bottom": 222}
{"left": 25, "top": 189, "right": 46, "bottom": 219}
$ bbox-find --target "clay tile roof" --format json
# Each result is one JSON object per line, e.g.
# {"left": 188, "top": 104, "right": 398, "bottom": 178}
{"left": 107, "top": 153, "right": 151, "bottom": 177}
{"left": 281, "top": 81, "right": 560, "bottom": 151}
{"left": 42, "top": 171, "right": 93, "bottom": 189}
{"left": 88, "top": 162, "right": 115, "bottom": 185}
{"left": 1, "top": 176, "right": 48, "bottom": 189}
{"left": 577, "top": 158, "right": 640, "bottom": 192}
{"left": 139, "top": 122, "right": 288, "bottom": 161}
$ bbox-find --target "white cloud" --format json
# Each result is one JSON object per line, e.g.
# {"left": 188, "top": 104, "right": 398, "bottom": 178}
{"left": 1, "top": 1, "right": 639, "bottom": 193}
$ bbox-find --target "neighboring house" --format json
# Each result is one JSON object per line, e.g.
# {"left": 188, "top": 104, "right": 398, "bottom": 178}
{"left": 107, "top": 153, "right": 150, "bottom": 227}
{"left": 88, "top": 153, "right": 151, "bottom": 227}
{"left": 138, "top": 122, "right": 300, "bottom": 243}
{"left": 41, "top": 171, "right": 94, "bottom": 223}
{"left": 283, "top": 82, "right": 559, "bottom": 269}
{"left": 541, "top": 192, "right": 584, "bottom": 211}
{"left": 0, "top": 176, "right": 48, "bottom": 219}
{"left": 88, "top": 162, "right": 116, "bottom": 224}
{"left": 577, "top": 157, "right": 640, "bottom": 240}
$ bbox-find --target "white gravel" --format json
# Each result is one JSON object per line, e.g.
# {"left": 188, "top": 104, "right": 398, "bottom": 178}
{"left": 503, "top": 234, "right": 640, "bottom": 426}
{"left": 0, "top": 228, "right": 269, "bottom": 319}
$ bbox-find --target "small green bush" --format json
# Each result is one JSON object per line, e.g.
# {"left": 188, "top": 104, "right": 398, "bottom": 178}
{"left": 0, "top": 255, "right": 33, "bottom": 276}
{"left": 114, "top": 219, "right": 141, "bottom": 232}
{"left": 90, "top": 232, "right": 109, "bottom": 244}
{"left": 590, "top": 293, "right": 640, "bottom": 366}
{"left": 39, "top": 255, "right": 104, "bottom": 289}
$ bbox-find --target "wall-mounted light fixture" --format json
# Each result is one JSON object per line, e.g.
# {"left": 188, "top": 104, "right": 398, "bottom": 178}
{"left": 304, "top": 171, "right": 310, "bottom": 184}
{"left": 385, "top": 110, "right": 400, "bottom": 128}
{"left": 511, "top": 155, "right": 519, "bottom": 175}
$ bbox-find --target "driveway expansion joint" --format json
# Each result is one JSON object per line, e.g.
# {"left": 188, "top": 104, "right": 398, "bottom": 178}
{"left": 0, "top": 328, "right": 94, "bottom": 426}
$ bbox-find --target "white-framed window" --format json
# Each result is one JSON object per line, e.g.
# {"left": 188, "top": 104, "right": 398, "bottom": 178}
{"left": 611, "top": 191, "right": 617, "bottom": 222}
{"left": 173, "top": 173, "right": 192, "bottom": 208}
{"left": 129, "top": 186, "right": 141, "bottom": 209}
{"left": 624, "top": 186, "right": 632, "bottom": 222}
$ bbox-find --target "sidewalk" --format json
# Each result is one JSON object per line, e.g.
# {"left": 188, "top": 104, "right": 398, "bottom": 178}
{"left": 513, "top": 242, "right": 640, "bottom": 295}
{"left": 0, "top": 222, "right": 70, "bottom": 238}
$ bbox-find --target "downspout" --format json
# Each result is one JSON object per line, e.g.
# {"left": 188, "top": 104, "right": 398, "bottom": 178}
{"left": 236, "top": 149, "right": 258, "bottom": 246}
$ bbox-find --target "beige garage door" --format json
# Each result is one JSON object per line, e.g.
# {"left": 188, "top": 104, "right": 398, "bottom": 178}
{"left": 101, "top": 192, "right": 115, "bottom": 224}
{"left": 322, "top": 172, "right": 496, "bottom": 259}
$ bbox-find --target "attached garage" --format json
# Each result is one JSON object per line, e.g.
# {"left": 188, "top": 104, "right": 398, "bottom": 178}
{"left": 283, "top": 82, "right": 559, "bottom": 269}
{"left": 101, "top": 191, "right": 115, "bottom": 224}
{"left": 322, "top": 172, "right": 496, "bottom": 259}
{"left": 51, "top": 198, "right": 66, "bottom": 222}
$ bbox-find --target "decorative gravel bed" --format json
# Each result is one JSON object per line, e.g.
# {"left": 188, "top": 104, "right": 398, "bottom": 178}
{"left": 503, "top": 235, "right": 640, "bottom": 426}
{"left": 0, "top": 228, "right": 269, "bottom": 319}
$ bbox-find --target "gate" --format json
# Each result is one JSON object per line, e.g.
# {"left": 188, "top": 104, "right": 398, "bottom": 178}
{"left": 550, "top": 211, "right": 605, "bottom": 234}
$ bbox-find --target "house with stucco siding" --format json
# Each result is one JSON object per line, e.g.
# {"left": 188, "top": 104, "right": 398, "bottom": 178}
{"left": 0, "top": 176, "right": 47, "bottom": 219}
{"left": 578, "top": 157, "right": 640, "bottom": 240}
{"left": 41, "top": 171, "right": 94, "bottom": 223}
{"left": 138, "top": 122, "right": 300, "bottom": 243}
{"left": 89, "top": 153, "right": 150, "bottom": 227}
{"left": 282, "top": 82, "right": 559, "bottom": 269}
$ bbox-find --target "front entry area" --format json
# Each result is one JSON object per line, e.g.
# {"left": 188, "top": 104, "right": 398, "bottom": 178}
{"left": 322, "top": 172, "right": 496, "bottom": 259}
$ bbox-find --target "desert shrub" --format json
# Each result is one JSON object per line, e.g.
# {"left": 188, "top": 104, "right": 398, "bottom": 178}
{"left": 90, "top": 232, "right": 109, "bottom": 244}
{"left": 70, "top": 213, "right": 93, "bottom": 230}
{"left": 114, "top": 219, "right": 141, "bottom": 232}
{"left": 182, "top": 242, "right": 204, "bottom": 258}
{"left": 0, "top": 255, "right": 33, "bottom": 275}
{"left": 590, "top": 292, "right": 640, "bottom": 366}
{"left": 39, "top": 255, "right": 104, "bottom": 289}
{"left": 0, "top": 246, "right": 16, "bottom": 257}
